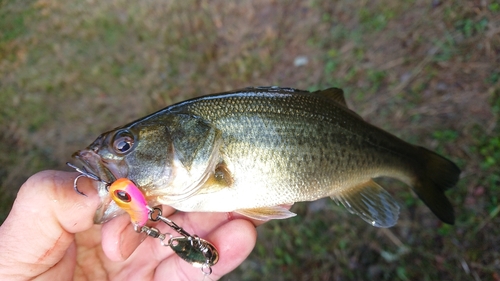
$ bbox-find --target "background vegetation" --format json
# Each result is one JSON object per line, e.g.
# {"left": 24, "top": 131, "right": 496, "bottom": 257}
{"left": 1, "top": 0, "right": 499, "bottom": 280}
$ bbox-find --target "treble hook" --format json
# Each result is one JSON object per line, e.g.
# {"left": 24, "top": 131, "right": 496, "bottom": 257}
{"left": 72, "top": 174, "right": 88, "bottom": 196}
{"left": 66, "top": 162, "right": 109, "bottom": 196}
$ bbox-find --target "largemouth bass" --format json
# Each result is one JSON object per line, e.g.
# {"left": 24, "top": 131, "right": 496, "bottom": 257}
{"left": 73, "top": 87, "right": 460, "bottom": 227}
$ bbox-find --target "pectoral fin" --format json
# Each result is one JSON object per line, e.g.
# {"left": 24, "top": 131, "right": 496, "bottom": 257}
{"left": 235, "top": 206, "right": 297, "bottom": 220}
{"left": 331, "top": 179, "right": 400, "bottom": 228}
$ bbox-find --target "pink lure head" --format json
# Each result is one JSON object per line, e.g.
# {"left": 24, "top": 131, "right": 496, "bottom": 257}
{"left": 109, "top": 178, "right": 149, "bottom": 228}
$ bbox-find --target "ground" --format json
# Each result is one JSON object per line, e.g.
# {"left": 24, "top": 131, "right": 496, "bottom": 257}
{"left": 0, "top": 0, "right": 499, "bottom": 280}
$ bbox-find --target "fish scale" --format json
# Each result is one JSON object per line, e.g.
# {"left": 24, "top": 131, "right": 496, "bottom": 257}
{"left": 173, "top": 90, "right": 414, "bottom": 207}
{"left": 73, "top": 87, "right": 460, "bottom": 227}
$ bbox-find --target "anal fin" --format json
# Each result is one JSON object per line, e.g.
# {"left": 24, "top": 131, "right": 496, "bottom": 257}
{"left": 331, "top": 179, "right": 400, "bottom": 228}
{"left": 235, "top": 206, "right": 296, "bottom": 221}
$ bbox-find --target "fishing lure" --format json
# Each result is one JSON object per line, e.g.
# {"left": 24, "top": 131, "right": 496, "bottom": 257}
{"left": 108, "top": 178, "right": 149, "bottom": 229}
{"left": 67, "top": 163, "right": 219, "bottom": 275}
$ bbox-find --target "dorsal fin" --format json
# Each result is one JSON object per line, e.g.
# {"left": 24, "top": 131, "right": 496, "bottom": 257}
{"left": 314, "top": 88, "right": 347, "bottom": 106}
{"left": 314, "top": 88, "right": 364, "bottom": 120}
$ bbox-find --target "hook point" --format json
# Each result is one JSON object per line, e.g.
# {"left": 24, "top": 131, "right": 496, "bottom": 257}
{"left": 73, "top": 174, "right": 88, "bottom": 197}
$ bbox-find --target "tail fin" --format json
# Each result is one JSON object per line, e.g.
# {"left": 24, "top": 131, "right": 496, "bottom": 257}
{"left": 413, "top": 147, "right": 460, "bottom": 224}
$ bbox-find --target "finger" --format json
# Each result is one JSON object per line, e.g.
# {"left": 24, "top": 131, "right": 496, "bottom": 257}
{"left": 100, "top": 205, "right": 176, "bottom": 261}
{"left": 0, "top": 171, "right": 100, "bottom": 278}
{"left": 101, "top": 211, "right": 257, "bottom": 280}
{"left": 153, "top": 219, "right": 257, "bottom": 281}
{"left": 101, "top": 214, "right": 149, "bottom": 262}
{"left": 121, "top": 211, "right": 253, "bottom": 264}
{"left": 205, "top": 219, "right": 258, "bottom": 280}
{"left": 39, "top": 241, "right": 77, "bottom": 280}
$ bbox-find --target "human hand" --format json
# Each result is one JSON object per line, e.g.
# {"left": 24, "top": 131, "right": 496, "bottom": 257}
{"left": 0, "top": 171, "right": 257, "bottom": 280}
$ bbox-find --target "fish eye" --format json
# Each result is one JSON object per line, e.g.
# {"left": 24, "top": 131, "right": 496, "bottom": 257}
{"left": 112, "top": 131, "right": 135, "bottom": 155}
{"left": 114, "top": 189, "right": 131, "bottom": 202}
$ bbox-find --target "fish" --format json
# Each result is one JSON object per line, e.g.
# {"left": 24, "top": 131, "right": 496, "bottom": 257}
{"left": 72, "top": 86, "right": 460, "bottom": 228}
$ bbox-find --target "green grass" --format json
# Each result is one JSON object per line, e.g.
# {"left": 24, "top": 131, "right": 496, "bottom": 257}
{"left": 1, "top": 0, "right": 499, "bottom": 280}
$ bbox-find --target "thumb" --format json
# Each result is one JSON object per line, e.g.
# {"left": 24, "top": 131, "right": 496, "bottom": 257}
{"left": 0, "top": 170, "right": 100, "bottom": 279}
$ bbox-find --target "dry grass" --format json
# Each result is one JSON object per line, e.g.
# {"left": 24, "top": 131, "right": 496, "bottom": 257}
{"left": 1, "top": 0, "right": 499, "bottom": 280}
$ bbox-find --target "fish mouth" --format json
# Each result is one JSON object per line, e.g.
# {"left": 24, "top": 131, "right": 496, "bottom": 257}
{"left": 72, "top": 149, "right": 118, "bottom": 183}
{"left": 72, "top": 149, "right": 125, "bottom": 224}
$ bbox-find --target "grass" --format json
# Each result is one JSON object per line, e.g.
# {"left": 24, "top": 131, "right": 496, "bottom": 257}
{"left": 1, "top": 0, "right": 499, "bottom": 280}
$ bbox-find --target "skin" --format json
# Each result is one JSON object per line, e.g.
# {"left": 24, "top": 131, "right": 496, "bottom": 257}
{"left": 0, "top": 171, "right": 260, "bottom": 281}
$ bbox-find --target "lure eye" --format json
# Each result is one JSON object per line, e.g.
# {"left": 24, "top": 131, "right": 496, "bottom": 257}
{"left": 112, "top": 131, "right": 135, "bottom": 155}
{"left": 114, "top": 189, "right": 131, "bottom": 202}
